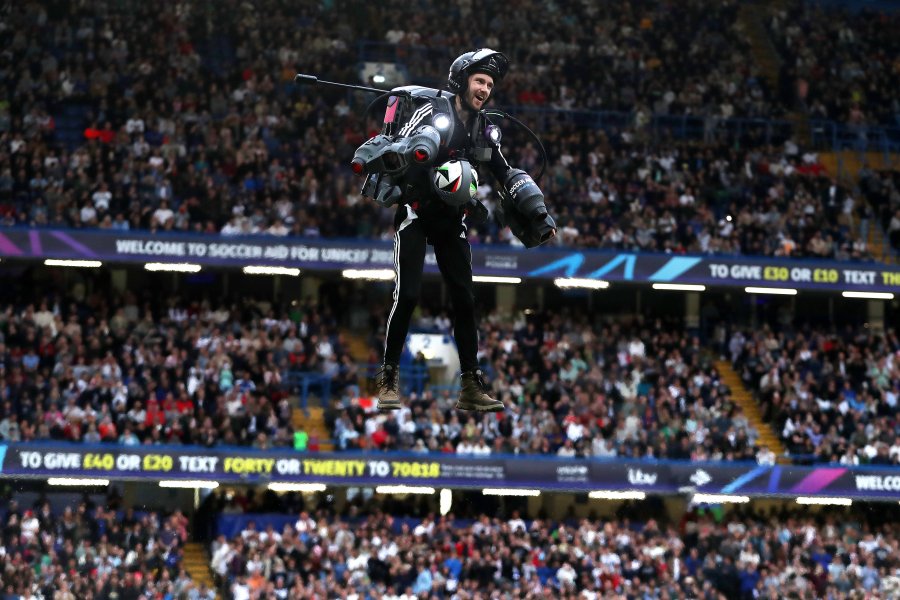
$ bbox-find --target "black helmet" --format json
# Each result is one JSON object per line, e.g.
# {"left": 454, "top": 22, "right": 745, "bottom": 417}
{"left": 447, "top": 48, "right": 509, "bottom": 95}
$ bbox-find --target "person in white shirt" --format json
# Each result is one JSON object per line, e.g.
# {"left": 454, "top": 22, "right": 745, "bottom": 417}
{"left": 756, "top": 445, "right": 776, "bottom": 466}
{"left": 316, "top": 337, "right": 334, "bottom": 359}
{"left": 152, "top": 199, "right": 174, "bottom": 227}
{"left": 80, "top": 202, "right": 97, "bottom": 224}
{"left": 592, "top": 437, "right": 617, "bottom": 458}
{"left": 92, "top": 183, "right": 112, "bottom": 211}
{"left": 210, "top": 538, "right": 234, "bottom": 578}
{"left": 566, "top": 418, "right": 585, "bottom": 442}
{"left": 125, "top": 116, "right": 145, "bottom": 135}
{"left": 557, "top": 439, "right": 576, "bottom": 457}
{"left": 231, "top": 575, "right": 250, "bottom": 600}
{"left": 556, "top": 562, "right": 577, "bottom": 586}
{"left": 221, "top": 217, "right": 242, "bottom": 235}
{"left": 628, "top": 337, "right": 646, "bottom": 359}
{"left": 472, "top": 438, "right": 492, "bottom": 456}
{"left": 889, "top": 436, "right": 900, "bottom": 463}
{"left": 295, "top": 512, "right": 315, "bottom": 534}
{"left": 508, "top": 512, "right": 526, "bottom": 533}
{"left": 20, "top": 511, "right": 40, "bottom": 543}
{"left": 267, "top": 218, "right": 289, "bottom": 236}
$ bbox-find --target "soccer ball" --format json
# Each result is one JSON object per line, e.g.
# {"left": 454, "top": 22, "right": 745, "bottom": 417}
{"left": 433, "top": 160, "right": 464, "bottom": 193}
{"left": 432, "top": 159, "right": 477, "bottom": 208}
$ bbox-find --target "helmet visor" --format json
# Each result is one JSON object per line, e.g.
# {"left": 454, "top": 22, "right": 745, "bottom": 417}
{"left": 469, "top": 50, "right": 508, "bottom": 79}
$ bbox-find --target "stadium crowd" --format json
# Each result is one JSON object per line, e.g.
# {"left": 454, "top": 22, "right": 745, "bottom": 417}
{"left": 369, "top": 0, "right": 778, "bottom": 119}
{"left": 768, "top": 0, "right": 900, "bottom": 126}
{"left": 202, "top": 490, "right": 900, "bottom": 599}
{"left": 331, "top": 310, "right": 764, "bottom": 464}
{"left": 1, "top": 0, "right": 877, "bottom": 260}
{"left": 2, "top": 280, "right": 897, "bottom": 470}
{"left": 858, "top": 165, "right": 900, "bottom": 251}
{"left": 0, "top": 283, "right": 767, "bottom": 465}
{"left": 731, "top": 323, "right": 900, "bottom": 465}
{"left": 0, "top": 494, "right": 214, "bottom": 599}
{"left": 1, "top": 1, "right": 899, "bottom": 598}
{"left": 0, "top": 287, "right": 359, "bottom": 450}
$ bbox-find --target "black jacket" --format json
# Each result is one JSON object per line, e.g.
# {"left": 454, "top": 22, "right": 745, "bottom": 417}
{"left": 393, "top": 94, "right": 512, "bottom": 223}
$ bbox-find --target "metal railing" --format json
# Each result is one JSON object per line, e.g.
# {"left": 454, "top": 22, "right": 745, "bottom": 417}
{"left": 498, "top": 108, "right": 795, "bottom": 146}
{"left": 282, "top": 371, "right": 332, "bottom": 414}
{"left": 283, "top": 363, "right": 433, "bottom": 412}
{"left": 350, "top": 40, "right": 900, "bottom": 154}
{"left": 811, "top": 119, "right": 900, "bottom": 157}
{"left": 283, "top": 361, "right": 500, "bottom": 412}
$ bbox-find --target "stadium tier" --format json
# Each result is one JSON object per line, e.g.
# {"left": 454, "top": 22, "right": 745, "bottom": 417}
{"left": 1, "top": 0, "right": 899, "bottom": 598}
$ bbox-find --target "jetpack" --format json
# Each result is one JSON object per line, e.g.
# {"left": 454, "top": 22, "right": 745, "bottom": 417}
{"left": 295, "top": 73, "right": 556, "bottom": 248}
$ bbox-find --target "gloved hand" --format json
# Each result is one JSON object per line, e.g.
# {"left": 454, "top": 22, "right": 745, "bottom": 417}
{"left": 504, "top": 169, "right": 548, "bottom": 221}
{"left": 374, "top": 177, "right": 402, "bottom": 208}
{"left": 496, "top": 169, "right": 557, "bottom": 248}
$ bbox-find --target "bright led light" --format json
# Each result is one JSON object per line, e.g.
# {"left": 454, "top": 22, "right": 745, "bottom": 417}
{"left": 485, "top": 125, "right": 502, "bottom": 144}
{"left": 652, "top": 283, "right": 706, "bottom": 292}
{"left": 159, "top": 480, "right": 220, "bottom": 489}
{"left": 267, "top": 482, "right": 326, "bottom": 493}
{"left": 47, "top": 478, "right": 110, "bottom": 486}
{"left": 472, "top": 275, "right": 521, "bottom": 284}
{"left": 372, "top": 74, "right": 386, "bottom": 84}
{"left": 433, "top": 114, "right": 451, "bottom": 130}
{"left": 375, "top": 485, "right": 435, "bottom": 495}
{"left": 482, "top": 488, "right": 541, "bottom": 497}
{"left": 588, "top": 490, "right": 647, "bottom": 500}
{"left": 796, "top": 497, "right": 852, "bottom": 506}
{"left": 243, "top": 266, "right": 301, "bottom": 276}
{"left": 44, "top": 259, "right": 102, "bottom": 268}
{"left": 342, "top": 269, "right": 395, "bottom": 280}
{"left": 144, "top": 263, "right": 202, "bottom": 273}
{"left": 554, "top": 278, "right": 609, "bottom": 290}
{"left": 842, "top": 291, "right": 894, "bottom": 300}
{"left": 691, "top": 493, "right": 750, "bottom": 504}
{"left": 439, "top": 489, "right": 453, "bottom": 515}
{"left": 745, "top": 286, "right": 797, "bottom": 296}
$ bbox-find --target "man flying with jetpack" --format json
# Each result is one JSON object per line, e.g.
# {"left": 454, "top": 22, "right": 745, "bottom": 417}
{"left": 297, "top": 48, "right": 557, "bottom": 412}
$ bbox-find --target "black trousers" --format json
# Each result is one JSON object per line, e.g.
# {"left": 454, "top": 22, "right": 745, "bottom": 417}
{"left": 384, "top": 204, "right": 478, "bottom": 372}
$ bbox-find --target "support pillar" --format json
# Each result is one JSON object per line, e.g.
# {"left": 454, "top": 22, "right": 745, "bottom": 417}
{"left": 685, "top": 292, "right": 700, "bottom": 330}
{"left": 110, "top": 269, "right": 128, "bottom": 294}
{"left": 496, "top": 285, "right": 516, "bottom": 318}
{"left": 867, "top": 300, "right": 885, "bottom": 336}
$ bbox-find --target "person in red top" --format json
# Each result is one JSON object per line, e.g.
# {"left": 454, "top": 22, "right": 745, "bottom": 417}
{"left": 83, "top": 122, "right": 115, "bottom": 143}
{"left": 97, "top": 415, "right": 117, "bottom": 440}
{"left": 144, "top": 399, "right": 166, "bottom": 428}
{"left": 175, "top": 392, "right": 193, "bottom": 415}
{"left": 371, "top": 422, "right": 388, "bottom": 448}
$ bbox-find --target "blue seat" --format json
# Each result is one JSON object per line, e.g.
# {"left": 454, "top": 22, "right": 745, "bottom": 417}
{"left": 537, "top": 566, "right": 555, "bottom": 585}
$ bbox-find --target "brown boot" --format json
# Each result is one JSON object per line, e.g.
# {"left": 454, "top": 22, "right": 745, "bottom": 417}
{"left": 456, "top": 369, "right": 504, "bottom": 412}
{"left": 375, "top": 364, "right": 401, "bottom": 411}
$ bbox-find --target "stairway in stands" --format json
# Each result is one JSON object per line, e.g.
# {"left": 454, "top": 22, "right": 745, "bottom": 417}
{"left": 52, "top": 103, "right": 91, "bottom": 151}
{"left": 819, "top": 151, "right": 900, "bottom": 265}
{"left": 183, "top": 542, "right": 217, "bottom": 594}
{"left": 289, "top": 329, "right": 373, "bottom": 452}
{"left": 291, "top": 406, "right": 334, "bottom": 452}
{"left": 866, "top": 223, "right": 894, "bottom": 266}
{"left": 715, "top": 360, "right": 787, "bottom": 460}
{"left": 343, "top": 328, "right": 373, "bottom": 364}
{"left": 738, "top": 2, "right": 811, "bottom": 145}
{"left": 819, "top": 150, "right": 900, "bottom": 182}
